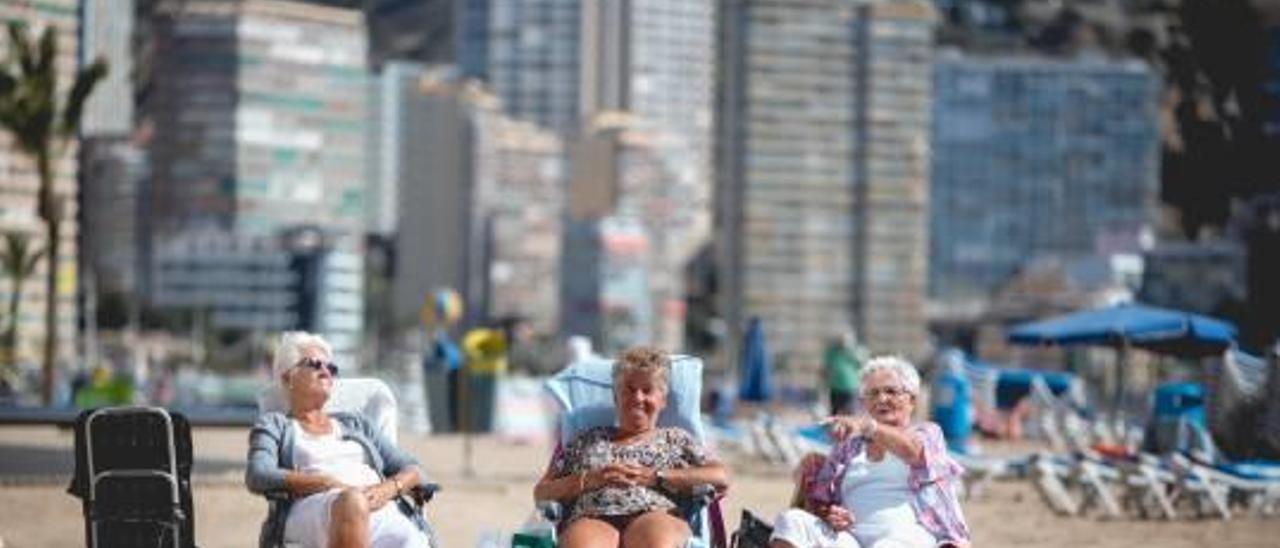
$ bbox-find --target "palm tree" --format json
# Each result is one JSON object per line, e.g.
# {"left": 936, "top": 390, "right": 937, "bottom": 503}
{"left": 0, "top": 21, "right": 107, "bottom": 404}
{"left": 0, "top": 231, "right": 44, "bottom": 366}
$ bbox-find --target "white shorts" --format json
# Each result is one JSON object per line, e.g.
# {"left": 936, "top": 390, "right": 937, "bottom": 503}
{"left": 284, "top": 489, "right": 431, "bottom": 548}
{"left": 771, "top": 509, "right": 938, "bottom": 548}
{"left": 771, "top": 508, "right": 860, "bottom": 548}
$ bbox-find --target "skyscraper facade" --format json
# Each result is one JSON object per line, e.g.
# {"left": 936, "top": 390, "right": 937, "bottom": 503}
{"left": 930, "top": 53, "right": 1160, "bottom": 308}
{"left": 81, "top": 0, "right": 134, "bottom": 136}
{"left": 145, "top": 0, "right": 369, "bottom": 355}
{"left": 471, "top": 0, "right": 582, "bottom": 135}
{"left": 717, "top": 0, "right": 936, "bottom": 370}
{"left": 392, "top": 73, "right": 564, "bottom": 334}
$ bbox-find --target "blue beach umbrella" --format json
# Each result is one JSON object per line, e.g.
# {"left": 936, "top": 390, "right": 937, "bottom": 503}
{"left": 738, "top": 317, "right": 773, "bottom": 403}
{"left": 1008, "top": 302, "right": 1235, "bottom": 357}
{"left": 1008, "top": 302, "right": 1237, "bottom": 415}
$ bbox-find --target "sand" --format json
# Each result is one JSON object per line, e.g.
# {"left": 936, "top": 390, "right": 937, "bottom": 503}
{"left": 0, "top": 426, "right": 1276, "bottom": 547}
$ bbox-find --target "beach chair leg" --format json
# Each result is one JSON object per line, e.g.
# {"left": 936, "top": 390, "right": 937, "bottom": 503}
{"left": 1032, "top": 458, "right": 1078, "bottom": 516}
{"left": 1134, "top": 466, "right": 1177, "bottom": 520}
{"left": 1188, "top": 468, "right": 1233, "bottom": 520}
{"left": 1078, "top": 461, "right": 1124, "bottom": 519}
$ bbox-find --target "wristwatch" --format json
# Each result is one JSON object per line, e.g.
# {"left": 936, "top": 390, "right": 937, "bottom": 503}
{"left": 654, "top": 469, "right": 669, "bottom": 493}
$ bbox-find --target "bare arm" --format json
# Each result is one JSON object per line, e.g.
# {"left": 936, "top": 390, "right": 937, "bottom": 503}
{"left": 825, "top": 415, "right": 923, "bottom": 466}
{"left": 867, "top": 422, "right": 924, "bottom": 466}
{"left": 533, "top": 464, "right": 631, "bottom": 502}
{"left": 648, "top": 461, "right": 730, "bottom": 494}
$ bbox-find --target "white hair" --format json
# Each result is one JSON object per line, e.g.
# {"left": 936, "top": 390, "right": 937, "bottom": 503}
{"left": 272, "top": 331, "right": 333, "bottom": 386}
{"left": 860, "top": 355, "right": 921, "bottom": 397}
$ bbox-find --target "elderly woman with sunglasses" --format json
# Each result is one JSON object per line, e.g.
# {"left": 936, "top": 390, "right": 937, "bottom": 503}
{"left": 771, "top": 356, "right": 971, "bottom": 548}
{"left": 246, "top": 332, "right": 432, "bottom": 548}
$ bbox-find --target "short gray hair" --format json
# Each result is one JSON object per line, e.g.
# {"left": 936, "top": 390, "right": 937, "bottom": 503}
{"left": 611, "top": 346, "right": 670, "bottom": 393}
{"left": 273, "top": 331, "right": 333, "bottom": 386}
{"left": 860, "top": 355, "right": 921, "bottom": 398}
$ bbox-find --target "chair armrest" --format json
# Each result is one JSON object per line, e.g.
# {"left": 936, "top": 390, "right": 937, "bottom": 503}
{"left": 536, "top": 500, "right": 564, "bottom": 522}
{"left": 409, "top": 482, "right": 441, "bottom": 506}
{"left": 263, "top": 489, "right": 291, "bottom": 502}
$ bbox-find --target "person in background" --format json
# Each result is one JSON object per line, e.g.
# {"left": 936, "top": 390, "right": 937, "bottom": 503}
{"left": 823, "top": 331, "right": 866, "bottom": 416}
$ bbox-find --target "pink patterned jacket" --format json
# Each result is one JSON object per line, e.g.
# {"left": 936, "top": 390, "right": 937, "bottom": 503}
{"left": 804, "top": 421, "right": 971, "bottom": 547}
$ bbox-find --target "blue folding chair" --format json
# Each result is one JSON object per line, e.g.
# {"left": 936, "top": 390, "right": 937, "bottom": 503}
{"left": 539, "top": 355, "right": 725, "bottom": 548}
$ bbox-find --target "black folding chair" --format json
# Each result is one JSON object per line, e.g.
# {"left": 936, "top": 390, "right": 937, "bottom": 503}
{"left": 68, "top": 407, "right": 196, "bottom": 548}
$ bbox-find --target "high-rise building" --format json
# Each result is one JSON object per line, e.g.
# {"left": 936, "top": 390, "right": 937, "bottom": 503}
{"left": 930, "top": 52, "right": 1160, "bottom": 311}
{"left": 562, "top": 114, "right": 694, "bottom": 351}
{"left": 391, "top": 73, "right": 564, "bottom": 333}
{"left": 148, "top": 226, "right": 365, "bottom": 362}
{"left": 0, "top": 0, "right": 82, "bottom": 364}
{"left": 81, "top": 0, "right": 134, "bottom": 136}
{"left": 466, "top": 0, "right": 582, "bottom": 135}
{"left": 367, "top": 61, "right": 429, "bottom": 238}
{"left": 365, "top": 0, "right": 455, "bottom": 68}
{"left": 144, "top": 0, "right": 369, "bottom": 355}
{"left": 81, "top": 138, "right": 147, "bottom": 298}
{"left": 716, "top": 0, "right": 936, "bottom": 370}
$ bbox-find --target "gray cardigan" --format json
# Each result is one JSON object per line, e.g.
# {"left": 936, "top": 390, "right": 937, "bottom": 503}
{"left": 245, "top": 411, "right": 430, "bottom": 548}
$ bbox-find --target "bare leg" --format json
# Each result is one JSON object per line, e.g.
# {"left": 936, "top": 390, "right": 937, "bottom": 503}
{"left": 559, "top": 517, "right": 622, "bottom": 548}
{"left": 621, "top": 511, "right": 690, "bottom": 548}
{"left": 328, "top": 488, "right": 371, "bottom": 548}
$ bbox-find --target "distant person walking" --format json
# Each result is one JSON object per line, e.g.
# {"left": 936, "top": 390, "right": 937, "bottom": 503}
{"left": 823, "top": 331, "right": 866, "bottom": 416}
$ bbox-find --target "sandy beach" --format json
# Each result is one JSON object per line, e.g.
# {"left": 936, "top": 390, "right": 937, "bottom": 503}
{"left": 0, "top": 425, "right": 1276, "bottom": 547}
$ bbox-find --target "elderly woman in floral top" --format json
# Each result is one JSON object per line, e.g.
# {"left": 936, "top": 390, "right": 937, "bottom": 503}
{"left": 771, "top": 356, "right": 971, "bottom": 548}
{"left": 534, "top": 347, "right": 730, "bottom": 548}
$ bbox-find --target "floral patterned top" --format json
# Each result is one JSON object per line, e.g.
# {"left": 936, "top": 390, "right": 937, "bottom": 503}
{"left": 551, "top": 426, "right": 707, "bottom": 520}
{"left": 805, "top": 422, "right": 971, "bottom": 546}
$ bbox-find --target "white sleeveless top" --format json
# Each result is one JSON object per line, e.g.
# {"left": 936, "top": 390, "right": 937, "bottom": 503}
{"left": 841, "top": 451, "right": 931, "bottom": 542}
{"left": 291, "top": 420, "right": 383, "bottom": 487}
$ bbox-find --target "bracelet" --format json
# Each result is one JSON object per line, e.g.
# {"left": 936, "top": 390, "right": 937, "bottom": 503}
{"left": 577, "top": 471, "right": 587, "bottom": 494}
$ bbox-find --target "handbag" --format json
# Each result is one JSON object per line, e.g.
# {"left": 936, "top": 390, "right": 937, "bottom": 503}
{"left": 731, "top": 510, "right": 774, "bottom": 548}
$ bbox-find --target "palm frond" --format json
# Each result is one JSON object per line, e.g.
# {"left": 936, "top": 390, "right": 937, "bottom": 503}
{"left": 35, "top": 26, "right": 55, "bottom": 83}
{"left": 59, "top": 58, "right": 108, "bottom": 139}
{"left": 0, "top": 66, "right": 14, "bottom": 98}
{"left": 20, "top": 245, "right": 44, "bottom": 278}
{"left": 5, "top": 22, "right": 36, "bottom": 76}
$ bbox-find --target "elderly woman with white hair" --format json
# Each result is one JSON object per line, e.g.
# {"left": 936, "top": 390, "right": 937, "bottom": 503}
{"left": 246, "top": 331, "right": 432, "bottom": 548}
{"left": 771, "top": 356, "right": 971, "bottom": 548}
{"left": 534, "top": 346, "right": 730, "bottom": 548}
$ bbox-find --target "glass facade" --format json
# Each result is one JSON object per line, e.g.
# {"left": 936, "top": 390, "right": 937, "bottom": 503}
{"left": 147, "top": 0, "right": 368, "bottom": 357}
{"left": 718, "top": 0, "right": 935, "bottom": 368}
{"left": 930, "top": 53, "right": 1160, "bottom": 306}
{"left": 481, "top": 0, "right": 582, "bottom": 135}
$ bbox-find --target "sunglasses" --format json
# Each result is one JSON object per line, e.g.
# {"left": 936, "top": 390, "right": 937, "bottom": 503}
{"left": 297, "top": 358, "right": 339, "bottom": 377}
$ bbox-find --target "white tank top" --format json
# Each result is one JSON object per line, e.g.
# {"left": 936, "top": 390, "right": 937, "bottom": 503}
{"left": 840, "top": 451, "right": 925, "bottom": 540}
{"left": 291, "top": 420, "right": 383, "bottom": 488}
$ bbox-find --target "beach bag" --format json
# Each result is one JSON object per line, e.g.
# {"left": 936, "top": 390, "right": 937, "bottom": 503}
{"left": 731, "top": 510, "right": 774, "bottom": 548}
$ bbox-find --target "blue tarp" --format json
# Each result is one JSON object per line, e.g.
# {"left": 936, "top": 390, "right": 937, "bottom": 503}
{"left": 1007, "top": 303, "right": 1236, "bottom": 357}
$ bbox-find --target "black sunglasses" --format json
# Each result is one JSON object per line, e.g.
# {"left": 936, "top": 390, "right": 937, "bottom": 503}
{"left": 297, "top": 358, "right": 339, "bottom": 376}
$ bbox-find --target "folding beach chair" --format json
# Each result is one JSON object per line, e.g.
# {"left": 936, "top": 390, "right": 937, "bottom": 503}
{"left": 538, "top": 355, "right": 726, "bottom": 548}
{"left": 68, "top": 406, "right": 196, "bottom": 548}
{"left": 255, "top": 378, "right": 440, "bottom": 547}
{"left": 1163, "top": 419, "right": 1280, "bottom": 518}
